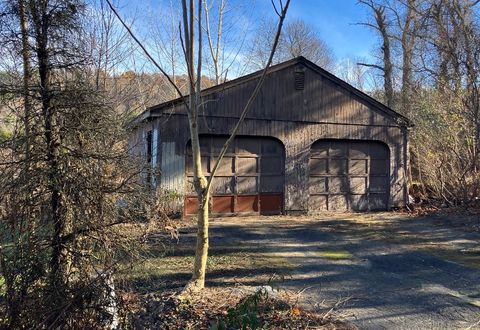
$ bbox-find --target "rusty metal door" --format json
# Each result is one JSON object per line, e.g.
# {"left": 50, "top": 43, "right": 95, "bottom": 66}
{"left": 309, "top": 140, "right": 390, "bottom": 212}
{"left": 185, "top": 136, "right": 284, "bottom": 215}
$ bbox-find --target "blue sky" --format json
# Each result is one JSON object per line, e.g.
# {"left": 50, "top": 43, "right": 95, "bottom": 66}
{"left": 246, "top": 0, "right": 377, "bottom": 61}
{"left": 285, "top": 0, "right": 376, "bottom": 60}
{"left": 121, "top": 0, "right": 377, "bottom": 62}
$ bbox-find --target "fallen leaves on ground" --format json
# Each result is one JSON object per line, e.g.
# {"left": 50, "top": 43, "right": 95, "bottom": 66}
{"left": 127, "top": 286, "right": 355, "bottom": 329}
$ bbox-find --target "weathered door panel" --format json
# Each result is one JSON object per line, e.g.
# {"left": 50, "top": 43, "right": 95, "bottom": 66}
{"left": 212, "top": 196, "right": 235, "bottom": 214}
{"left": 259, "top": 194, "right": 283, "bottom": 215}
{"left": 236, "top": 195, "right": 259, "bottom": 213}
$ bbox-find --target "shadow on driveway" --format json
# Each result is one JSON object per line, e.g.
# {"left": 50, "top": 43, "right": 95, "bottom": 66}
{"left": 202, "top": 215, "right": 480, "bottom": 329}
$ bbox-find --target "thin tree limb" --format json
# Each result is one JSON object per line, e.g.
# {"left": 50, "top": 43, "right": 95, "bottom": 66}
{"left": 357, "top": 62, "right": 385, "bottom": 71}
{"left": 104, "top": 0, "right": 188, "bottom": 111}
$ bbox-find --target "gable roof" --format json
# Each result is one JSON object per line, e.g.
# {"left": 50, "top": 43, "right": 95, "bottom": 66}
{"left": 133, "top": 56, "right": 412, "bottom": 127}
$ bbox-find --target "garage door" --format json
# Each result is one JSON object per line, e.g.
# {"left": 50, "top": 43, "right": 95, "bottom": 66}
{"left": 309, "top": 140, "right": 390, "bottom": 212}
{"left": 185, "top": 136, "right": 284, "bottom": 215}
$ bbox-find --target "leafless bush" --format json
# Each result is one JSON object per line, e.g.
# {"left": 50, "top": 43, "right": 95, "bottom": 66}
{"left": 360, "top": 0, "right": 480, "bottom": 206}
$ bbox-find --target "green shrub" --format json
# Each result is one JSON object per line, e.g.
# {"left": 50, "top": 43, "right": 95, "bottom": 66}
{"left": 0, "top": 128, "right": 12, "bottom": 142}
{"left": 210, "top": 289, "right": 269, "bottom": 330}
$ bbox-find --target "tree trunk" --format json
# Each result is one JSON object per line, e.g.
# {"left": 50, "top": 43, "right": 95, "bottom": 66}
{"left": 360, "top": 1, "right": 395, "bottom": 108}
{"left": 182, "top": 0, "right": 211, "bottom": 292}
{"left": 375, "top": 6, "right": 394, "bottom": 108}
{"left": 186, "top": 109, "right": 209, "bottom": 290}
{"left": 19, "top": 0, "right": 31, "bottom": 160}
{"left": 30, "top": 2, "right": 70, "bottom": 298}
{"left": 401, "top": 4, "right": 414, "bottom": 117}
{"left": 190, "top": 191, "right": 209, "bottom": 288}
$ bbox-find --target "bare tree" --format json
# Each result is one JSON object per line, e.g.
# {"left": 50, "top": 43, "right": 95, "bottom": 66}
{"left": 358, "top": 0, "right": 395, "bottom": 107}
{"left": 358, "top": 0, "right": 480, "bottom": 205}
{"left": 202, "top": 0, "right": 254, "bottom": 83}
{"left": 249, "top": 17, "right": 335, "bottom": 70}
{"left": 149, "top": 0, "right": 184, "bottom": 98}
{"left": 385, "top": 0, "right": 426, "bottom": 115}
{"left": 203, "top": 0, "right": 225, "bottom": 84}
{"left": 106, "top": 0, "right": 291, "bottom": 291}
{"left": 182, "top": 0, "right": 291, "bottom": 292}
{"left": 336, "top": 57, "right": 373, "bottom": 91}
{"left": 282, "top": 18, "right": 335, "bottom": 69}
{"left": 398, "top": 0, "right": 420, "bottom": 116}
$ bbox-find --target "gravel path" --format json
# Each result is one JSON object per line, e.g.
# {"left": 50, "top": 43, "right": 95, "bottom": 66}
{"left": 207, "top": 213, "right": 480, "bottom": 329}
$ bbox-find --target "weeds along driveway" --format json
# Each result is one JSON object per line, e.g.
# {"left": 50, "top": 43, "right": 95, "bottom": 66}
{"left": 206, "top": 213, "right": 480, "bottom": 330}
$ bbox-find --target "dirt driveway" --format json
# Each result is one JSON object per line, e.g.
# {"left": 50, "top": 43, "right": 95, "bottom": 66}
{"left": 200, "top": 212, "right": 480, "bottom": 329}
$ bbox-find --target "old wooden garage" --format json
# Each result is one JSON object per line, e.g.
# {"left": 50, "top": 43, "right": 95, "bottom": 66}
{"left": 130, "top": 57, "right": 411, "bottom": 216}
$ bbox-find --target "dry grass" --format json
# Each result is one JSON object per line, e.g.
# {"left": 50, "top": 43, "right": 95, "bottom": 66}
{"left": 117, "top": 242, "right": 296, "bottom": 293}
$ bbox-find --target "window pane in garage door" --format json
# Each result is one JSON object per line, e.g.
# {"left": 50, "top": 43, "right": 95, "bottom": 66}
{"left": 211, "top": 176, "right": 234, "bottom": 194}
{"left": 211, "top": 156, "right": 234, "bottom": 175}
{"left": 237, "top": 138, "right": 259, "bottom": 154}
{"left": 350, "top": 177, "right": 366, "bottom": 194}
{"left": 329, "top": 159, "right": 348, "bottom": 174}
{"left": 349, "top": 159, "right": 367, "bottom": 175}
{"left": 309, "top": 177, "right": 327, "bottom": 194}
{"left": 370, "top": 159, "right": 388, "bottom": 175}
{"left": 260, "top": 176, "right": 283, "bottom": 193}
{"left": 260, "top": 157, "right": 283, "bottom": 174}
{"left": 309, "top": 158, "right": 327, "bottom": 175}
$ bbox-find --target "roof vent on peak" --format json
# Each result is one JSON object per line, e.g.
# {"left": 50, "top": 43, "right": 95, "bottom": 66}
{"left": 294, "top": 63, "right": 306, "bottom": 90}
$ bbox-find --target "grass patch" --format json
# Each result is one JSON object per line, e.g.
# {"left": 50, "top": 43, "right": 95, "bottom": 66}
{"left": 0, "top": 127, "right": 12, "bottom": 142}
{"left": 317, "top": 249, "right": 354, "bottom": 260}
{"left": 423, "top": 248, "right": 480, "bottom": 269}
{"left": 118, "top": 247, "right": 295, "bottom": 293}
{"left": 251, "top": 253, "right": 296, "bottom": 269}
{"left": 0, "top": 276, "right": 5, "bottom": 297}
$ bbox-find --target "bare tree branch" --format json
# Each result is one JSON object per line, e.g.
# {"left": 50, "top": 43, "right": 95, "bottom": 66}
{"left": 357, "top": 62, "right": 385, "bottom": 71}
{"left": 104, "top": 0, "right": 188, "bottom": 111}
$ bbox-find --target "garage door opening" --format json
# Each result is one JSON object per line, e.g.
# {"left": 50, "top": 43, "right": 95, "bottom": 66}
{"left": 185, "top": 135, "right": 285, "bottom": 216}
{"left": 309, "top": 139, "right": 390, "bottom": 212}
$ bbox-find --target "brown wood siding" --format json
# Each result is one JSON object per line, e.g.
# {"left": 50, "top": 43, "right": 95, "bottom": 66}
{"left": 152, "top": 64, "right": 401, "bottom": 128}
